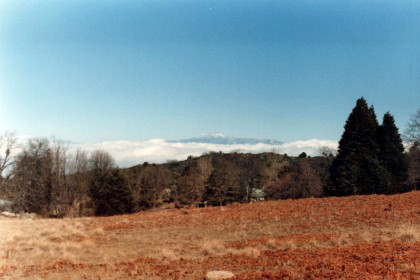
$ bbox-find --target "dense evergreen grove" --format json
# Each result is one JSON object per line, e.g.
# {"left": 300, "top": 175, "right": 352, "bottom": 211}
{"left": 0, "top": 98, "right": 418, "bottom": 217}
{"left": 328, "top": 98, "right": 408, "bottom": 196}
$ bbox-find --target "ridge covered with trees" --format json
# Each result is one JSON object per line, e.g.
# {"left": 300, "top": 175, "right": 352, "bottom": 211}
{"left": 0, "top": 98, "right": 418, "bottom": 217}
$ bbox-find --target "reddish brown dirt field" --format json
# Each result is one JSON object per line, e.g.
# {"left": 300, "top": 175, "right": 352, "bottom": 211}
{"left": 1, "top": 191, "right": 419, "bottom": 279}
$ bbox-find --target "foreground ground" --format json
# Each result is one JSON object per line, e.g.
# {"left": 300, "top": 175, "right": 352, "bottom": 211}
{"left": 1, "top": 191, "right": 419, "bottom": 279}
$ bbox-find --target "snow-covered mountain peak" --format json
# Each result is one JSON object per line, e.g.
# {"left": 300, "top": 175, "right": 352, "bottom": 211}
{"left": 172, "top": 134, "right": 283, "bottom": 145}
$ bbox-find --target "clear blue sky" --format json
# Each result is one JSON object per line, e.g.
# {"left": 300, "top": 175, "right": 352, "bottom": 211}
{"left": 1, "top": 0, "right": 419, "bottom": 143}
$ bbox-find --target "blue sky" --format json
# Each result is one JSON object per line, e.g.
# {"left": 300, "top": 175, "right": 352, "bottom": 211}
{"left": 1, "top": 0, "right": 419, "bottom": 145}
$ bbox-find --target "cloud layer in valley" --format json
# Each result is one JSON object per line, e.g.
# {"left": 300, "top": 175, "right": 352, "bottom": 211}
{"left": 73, "top": 138, "right": 338, "bottom": 167}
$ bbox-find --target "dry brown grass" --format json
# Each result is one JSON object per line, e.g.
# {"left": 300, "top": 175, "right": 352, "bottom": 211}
{"left": 0, "top": 218, "right": 100, "bottom": 265}
{"left": 1, "top": 191, "right": 419, "bottom": 279}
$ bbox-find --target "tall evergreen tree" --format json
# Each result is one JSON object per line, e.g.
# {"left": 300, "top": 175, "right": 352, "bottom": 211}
{"left": 328, "top": 98, "right": 390, "bottom": 196}
{"left": 378, "top": 112, "right": 408, "bottom": 192}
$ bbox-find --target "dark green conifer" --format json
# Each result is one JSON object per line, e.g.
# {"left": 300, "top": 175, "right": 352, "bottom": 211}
{"left": 378, "top": 112, "right": 408, "bottom": 193}
{"left": 328, "top": 98, "right": 390, "bottom": 196}
{"left": 89, "top": 169, "right": 134, "bottom": 216}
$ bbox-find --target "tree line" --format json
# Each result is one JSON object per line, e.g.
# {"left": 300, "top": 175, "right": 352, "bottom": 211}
{"left": 0, "top": 139, "right": 326, "bottom": 216}
{"left": 0, "top": 98, "right": 418, "bottom": 217}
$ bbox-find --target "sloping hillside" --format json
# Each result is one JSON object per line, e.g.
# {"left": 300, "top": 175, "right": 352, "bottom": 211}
{"left": 1, "top": 191, "right": 419, "bottom": 279}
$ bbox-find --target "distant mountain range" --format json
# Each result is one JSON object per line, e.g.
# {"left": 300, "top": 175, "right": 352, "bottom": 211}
{"left": 171, "top": 134, "right": 283, "bottom": 145}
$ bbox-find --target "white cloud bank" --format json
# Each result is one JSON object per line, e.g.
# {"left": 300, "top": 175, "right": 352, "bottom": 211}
{"left": 72, "top": 138, "right": 338, "bottom": 168}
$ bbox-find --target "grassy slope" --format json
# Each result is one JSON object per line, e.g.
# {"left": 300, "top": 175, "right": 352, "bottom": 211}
{"left": 1, "top": 191, "right": 419, "bottom": 279}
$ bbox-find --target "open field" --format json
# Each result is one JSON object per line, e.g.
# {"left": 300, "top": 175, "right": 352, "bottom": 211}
{"left": 1, "top": 191, "right": 419, "bottom": 279}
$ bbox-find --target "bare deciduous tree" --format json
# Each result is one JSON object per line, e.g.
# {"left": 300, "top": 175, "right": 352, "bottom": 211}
{"left": 267, "top": 159, "right": 323, "bottom": 200}
{"left": 135, "top": 164, "right": 172, "bottom": 209}
{"left": 403, "top": 110, "right": 420, "bottom": 190}
{"left": 12, "top": 138, "right": 52, "bottom": 214}
{"left": 319, "top": 146, "right": 336, "bottom": 158}
{"left": 406, "top": 143, "right": 420, "bottom": 188}
{"left": 67, "top": 149, "right": 91, "bottom": 216}
{"left": 89, "top": 150, "right": 115, "bottom": 173}
{"left": 47, "top": 139, "right": 71, "bottom": 217}
{"left": 404, "top": 109, "right": 420, "bottom": 144}
{"left": 8, "top": 138, "right": 90, "bottom": 216}
{"left": 175, "top": 165, "right": 205, "bottom": 206}
{"left": 0, "top": 132, "right": 17, "bottom": 194}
